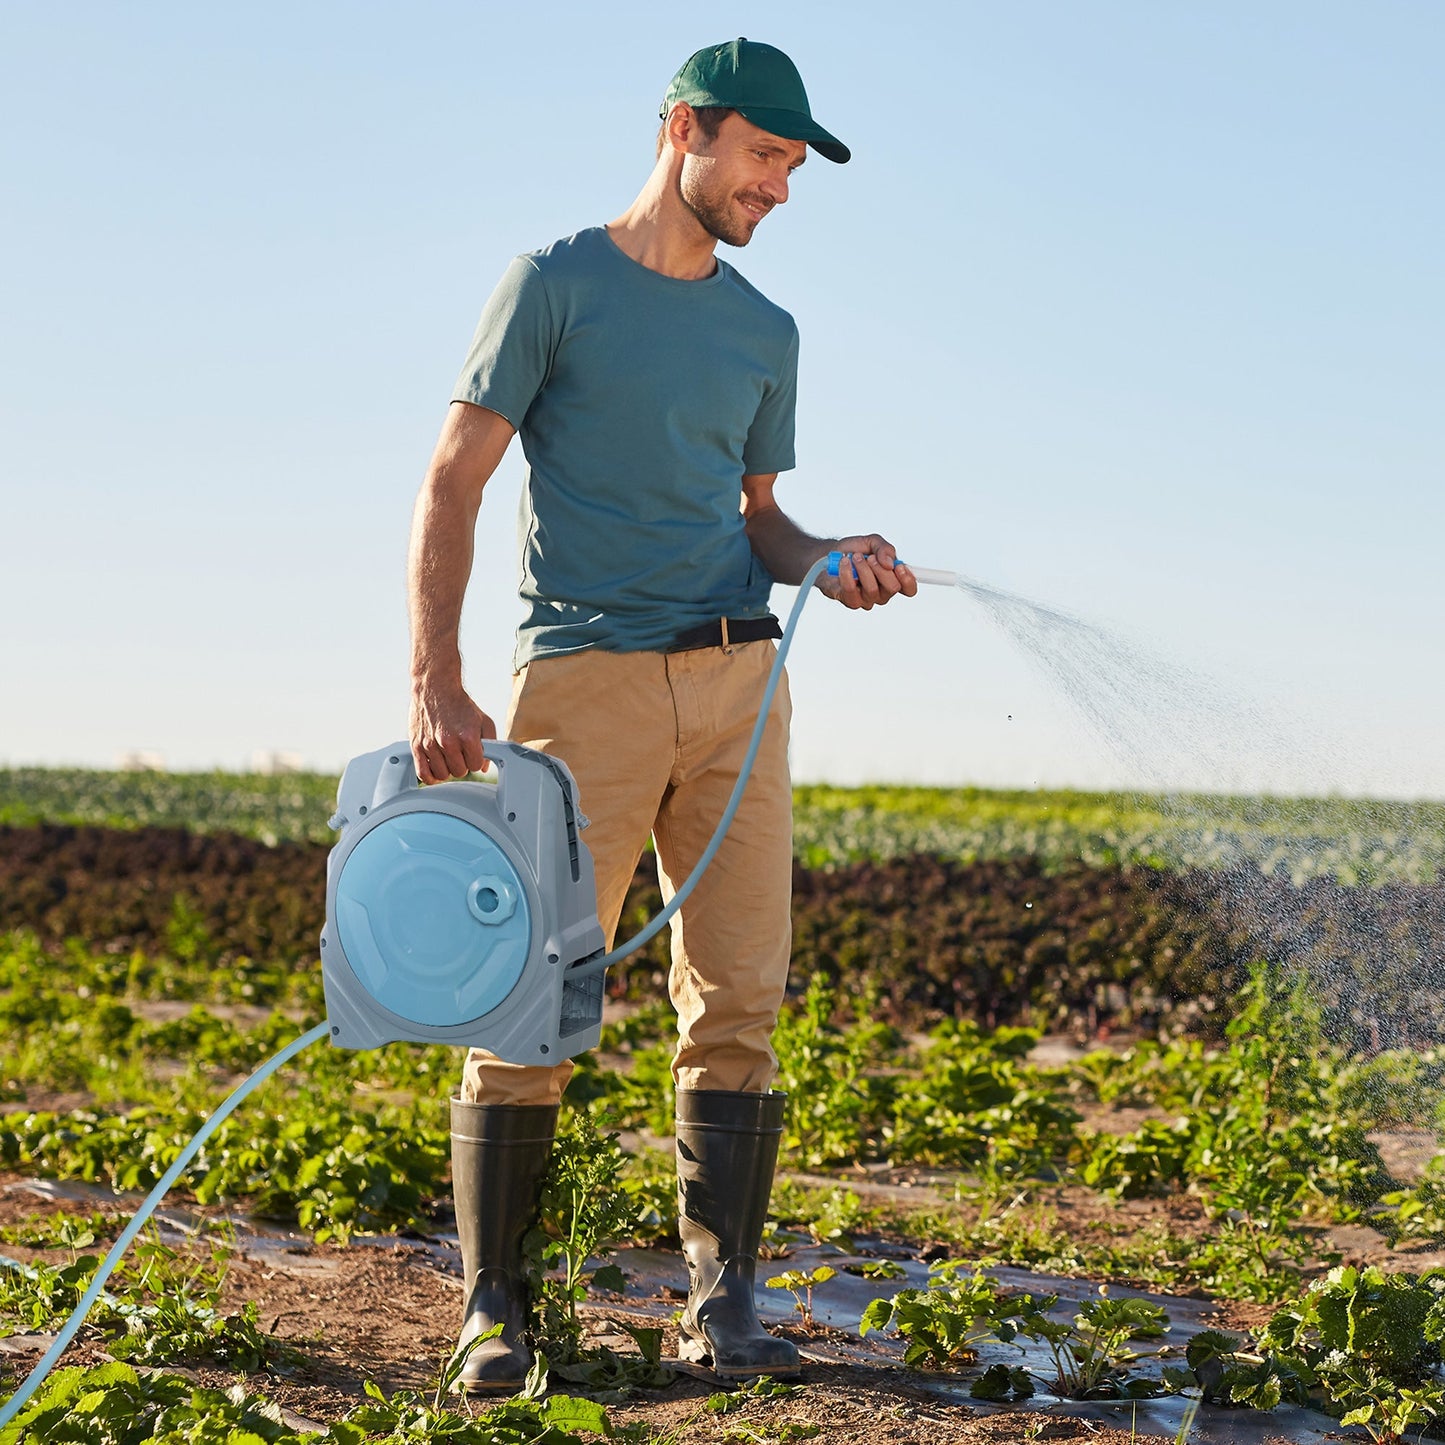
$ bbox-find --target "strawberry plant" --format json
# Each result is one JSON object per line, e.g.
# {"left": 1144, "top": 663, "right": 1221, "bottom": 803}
{"left": 1166, "top": 1328, "right": 1309, "bottom": 1409}
{"left": 1011, "top": 1285, "right": 1169, "bottom": 1400}
{"left": 1259, "top": 1265, "right": 1445, "bottom": 1441}
{"left": 765, "top": 1265, "right": 837, "bottom": 1327}
{"left": 859, "top": 1261, "right": 1027, "bottom": 1370}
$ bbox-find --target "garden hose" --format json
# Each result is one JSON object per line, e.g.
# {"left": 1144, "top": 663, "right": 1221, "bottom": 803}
{"left": 1, "top": 549, "right": 937, "bottom": 1425}
{"left": 0, "top": 1022, "right": 331, "bottom": 1429}
{"left": 574, "top": 552, "right": 941, "bottom": 978}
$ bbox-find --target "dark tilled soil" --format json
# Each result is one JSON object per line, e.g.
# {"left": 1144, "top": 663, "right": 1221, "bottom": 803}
{"left": 0, "top": 1178, "right": 1319, "bottom": 1444}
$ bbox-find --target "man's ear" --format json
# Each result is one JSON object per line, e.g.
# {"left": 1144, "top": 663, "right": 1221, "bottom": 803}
{"left": 665, "top": 100, "right": 704, "bottom": 156}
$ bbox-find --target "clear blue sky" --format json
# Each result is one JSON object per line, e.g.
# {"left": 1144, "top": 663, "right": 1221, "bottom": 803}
{"left": 3, "top": 1, "right": 1441, "bottom": 797}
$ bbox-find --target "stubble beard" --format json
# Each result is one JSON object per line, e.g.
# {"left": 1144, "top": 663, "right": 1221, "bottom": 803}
{"left": 680, "top": 168, "right": 764, "bottom": 249}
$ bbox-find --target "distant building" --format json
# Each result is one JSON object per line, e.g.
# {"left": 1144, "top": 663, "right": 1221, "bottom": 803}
{"left": 252, "top": 750, "right": 304, "bottom": 775}
{"left": 116, "top": 750, "right": 166, "bottom": 772}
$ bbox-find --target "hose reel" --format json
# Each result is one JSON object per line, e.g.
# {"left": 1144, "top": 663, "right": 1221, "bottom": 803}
{"left": 319, "top": 740, "right": 607, "bottom": 1064}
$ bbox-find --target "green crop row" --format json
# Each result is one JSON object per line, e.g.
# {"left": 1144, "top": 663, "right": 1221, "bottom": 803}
{"left": 4, "top": 765, "right": 1440, "bottom": 882}
{"left": 5, "top": 920, "right": 1444, "bottom": 1288}
{"left": 855, "top": 1259, "right": 1445, "bottom": 1442}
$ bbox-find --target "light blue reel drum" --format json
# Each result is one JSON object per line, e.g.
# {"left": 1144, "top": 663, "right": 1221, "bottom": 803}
{"left": 334, "top": 812, "right": 531, "bottom": 1026}
{"left": 319, "top": 741, "right": 607, "bottom": 1064}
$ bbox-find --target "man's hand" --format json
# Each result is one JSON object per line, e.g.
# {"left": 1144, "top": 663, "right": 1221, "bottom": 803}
{"left": 410, "top": 680, "right": 496, "bottom": 784}
{"left": 816, "top": 534, "right": 918, "bottom": 610}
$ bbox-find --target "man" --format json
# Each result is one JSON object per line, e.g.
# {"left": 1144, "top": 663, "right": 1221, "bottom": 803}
{"left": 407, "top": 38, "right": 916, "bottom": 1393}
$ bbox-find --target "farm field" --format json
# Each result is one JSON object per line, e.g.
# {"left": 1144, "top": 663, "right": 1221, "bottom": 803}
{"left": 3, "top": 770, "right": 1445, "bottom": 1442}
{"left": 4, "top": 766, "right": 1442, "bottom": 883}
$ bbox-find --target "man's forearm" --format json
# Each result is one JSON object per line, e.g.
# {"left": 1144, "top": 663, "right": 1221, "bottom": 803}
{"left": 740, "top": 472, "right": 915, "bottom": 612}
{"left": 407, "top": 402, "right": 516, "bottom": 690}
{"left": 743, "top": 500, "right": 836, "bottom": 586}
{"left": 407, "top": 482, "right": 477, "bottom": 686}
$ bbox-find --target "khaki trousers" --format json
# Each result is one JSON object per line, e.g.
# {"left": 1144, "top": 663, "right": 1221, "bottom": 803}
{"left": 460, "top": 640, "right": 794, "bottom": 1106}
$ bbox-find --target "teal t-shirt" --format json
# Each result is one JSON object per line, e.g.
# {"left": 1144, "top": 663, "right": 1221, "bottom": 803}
{"left": 452, "top": 226, "right": 799, "bottom": 667}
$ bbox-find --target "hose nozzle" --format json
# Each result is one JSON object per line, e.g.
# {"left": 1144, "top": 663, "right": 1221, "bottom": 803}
{"left": 826, "top": 551, "right": 959, "bottom": 588}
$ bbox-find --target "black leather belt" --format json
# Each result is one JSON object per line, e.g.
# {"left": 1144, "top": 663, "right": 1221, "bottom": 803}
{"left": 666, "top": 615, "right": 782, "bottom": 653}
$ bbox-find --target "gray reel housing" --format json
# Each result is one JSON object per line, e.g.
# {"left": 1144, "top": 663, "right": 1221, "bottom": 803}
{"left": 319, "top": 741, "right": 608, "bottom": 1064}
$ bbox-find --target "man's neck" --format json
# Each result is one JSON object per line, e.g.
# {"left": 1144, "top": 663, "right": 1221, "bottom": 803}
{"left": 607, "top": 171, "right": 719, "bottom": 281}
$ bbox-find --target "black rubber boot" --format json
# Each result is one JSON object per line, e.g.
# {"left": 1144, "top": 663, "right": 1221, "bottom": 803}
{"left": 675, "top": 1088, "right": 801, "bottom": 1378}
{"left": 450, "top": 1098, "right": 558, "bottom": 1394}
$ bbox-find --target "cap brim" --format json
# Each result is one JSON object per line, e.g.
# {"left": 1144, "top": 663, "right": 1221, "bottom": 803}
{"left": 733, "top": 104, "right": 851, "bottom": 163}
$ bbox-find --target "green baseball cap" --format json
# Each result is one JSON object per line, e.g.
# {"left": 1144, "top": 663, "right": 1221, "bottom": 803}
{"left": 660, "top": 38, "right": 851, "bottom": 164}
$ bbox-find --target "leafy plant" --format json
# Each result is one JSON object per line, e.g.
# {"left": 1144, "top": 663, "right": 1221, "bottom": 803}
{"left": 1, "top": 1097, "right": 449, "bottom": 1242}
{"left": 1377, "top": 1151, "right": 1445, "bottom": 1247}
{"left": 1259, "top": 1261, "right": 1445, "bottom": 1439}
{"left": 705, "top": 1376, "right": 803, "bottom": 1414}
{"left": 527, "top": 1109, "right": 639, "bottom": 1365}
{"left": 0, "top": 1361, "right": 318, "bottom": 1445}
{"left": 0, "top": 1208, "right": 113, "bottom": 1251}
{"left": 772, "top": 976, "right": 898, "bottom": 1169}
{"left": 0, "top": 1228, "right": 289, "bottom": 1372}
{"left": 843, "top": 1259, "right": 907, "bottom": 1282}
{"left": 616, "top": 1147, "right": 680, "bottom": 1247}
{"left": 0, "top": 1255, "right": 96, "bottom": 1335}
{"left": 768, "top": 1180, "right": 865, "bottom": 1247}
{"left": 1167, "top": 1328, "right": 1309, "bottom": 1409}
{"left": 859, "top": 1262, "right": 1025, "bottom": 1371}
{"left": 765, "top": 1266, "right": 836, "bottom": 1328}
{"left": 1333, "top": 1372, "right": 1445, "bottom": 1443}
{"left": 886, "top": 1020, "right": 1080, "bottom": 1175}
{"left": 548, "top": 1324, "right": 676, "bottom": 1398}
{"left": 969, "top": 1362, "right": 1035, "bottom": 1401}
{"left": 1078, "top": 1117, "right": 1191, "bottom": 1200}
{"left": 1012, "top": 1285, "right": 1169, "bottom": 1400}
{"left": 719, "top": 1425, "right": 820, "bottom": 1445}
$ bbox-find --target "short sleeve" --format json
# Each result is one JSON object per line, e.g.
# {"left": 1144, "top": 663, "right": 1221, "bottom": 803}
{"left": 741, "top": 324, "right": 799, "bottom": 474}
{"left": 451, "top": 256, "right": 556, "bottom": 427}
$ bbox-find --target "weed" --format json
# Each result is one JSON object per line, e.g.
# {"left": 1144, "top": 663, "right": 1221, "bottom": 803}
{"left": 1172, "top": 1396, "right": 1200, "bottom": 1444}
{"left": 527, "top": 1109, "right": 642, "bottom": 1366}
{"left": 0, "top": 1227, "right": 290, "bottom": 1371}
{"left": 720, "top": 1424, "right": 820, "bottom": 1444}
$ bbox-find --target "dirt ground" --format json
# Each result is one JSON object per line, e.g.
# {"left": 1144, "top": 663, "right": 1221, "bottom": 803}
{"left": 0, "top": 1173, "right": 1337, "bottom": 1445}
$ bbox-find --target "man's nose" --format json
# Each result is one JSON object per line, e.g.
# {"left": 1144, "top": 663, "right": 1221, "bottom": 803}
{"left": 760, "top": 172, "right": 789, "bottom": 205}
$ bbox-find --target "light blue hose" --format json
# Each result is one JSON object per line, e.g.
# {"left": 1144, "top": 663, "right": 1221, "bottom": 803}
{"left": 0, "top": 1020, "right": 331, "bottom": 1429}
{"left": 566, "top": 553, "right": 834, "bottom": 980}
{"left": 1, "top": 547, "right": 883, "bottom": 1423}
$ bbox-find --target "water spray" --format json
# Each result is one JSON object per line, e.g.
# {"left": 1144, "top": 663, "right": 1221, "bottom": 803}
{"left": 0, "top": 548, "right": 948, "bottom": 1424}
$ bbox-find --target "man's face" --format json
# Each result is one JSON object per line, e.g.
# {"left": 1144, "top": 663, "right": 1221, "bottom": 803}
{"left": 678, "top": 111, "right": 808, "bottom": 248}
